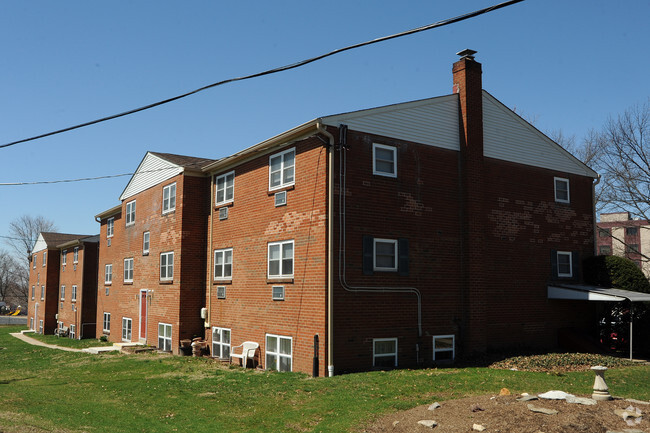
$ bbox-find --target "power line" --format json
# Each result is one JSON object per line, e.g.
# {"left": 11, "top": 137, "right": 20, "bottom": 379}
{"left": 0, "top": 0, "right": 524, "bottom": 150}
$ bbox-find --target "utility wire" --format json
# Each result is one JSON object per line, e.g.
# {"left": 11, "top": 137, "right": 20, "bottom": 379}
{"left": 0, "top": 0, "right": 524, "bottom": 150}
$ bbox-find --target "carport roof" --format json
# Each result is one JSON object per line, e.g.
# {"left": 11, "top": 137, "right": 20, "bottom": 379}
{"left": 548, "top": 284, "right": 650, "bottom": 302}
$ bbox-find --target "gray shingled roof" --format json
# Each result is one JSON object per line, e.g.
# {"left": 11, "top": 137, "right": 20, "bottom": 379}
{"left": 40, "top": 232, "right": 92, "bottom": 247}
{"left": 149, "top": 152, "right": 216, "bottom": 170}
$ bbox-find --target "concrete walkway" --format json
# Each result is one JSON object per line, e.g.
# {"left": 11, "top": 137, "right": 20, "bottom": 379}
{"left": 9, "top": 330, "right": 134, "bottom": 353}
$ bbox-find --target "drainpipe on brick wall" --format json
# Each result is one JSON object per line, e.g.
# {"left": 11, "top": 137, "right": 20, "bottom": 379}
{"left": 593, "top": 174, "right": 601, "bottom": 256}
{"left": 316, "top": 122, "right": 336, "bottom": 378}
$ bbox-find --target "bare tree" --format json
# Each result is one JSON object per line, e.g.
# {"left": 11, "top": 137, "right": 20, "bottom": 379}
{"left": 6, "top": 215, "right": 57, "bottom": 265}
{"left": 0, "top": 250, "right": 27, "bottom": 306}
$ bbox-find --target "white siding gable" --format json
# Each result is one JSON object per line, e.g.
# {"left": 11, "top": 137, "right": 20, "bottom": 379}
{"left": 119, "top": 153, "right": 183, "bottom": 201}
{"left": 322, "top": 94, "right": 460, "bottom": 151}
{"left": 31, "top": 233, "right": 47, "bottom": 254}
{"left": 482, "top": 91, "right": 597, "bottom": 178}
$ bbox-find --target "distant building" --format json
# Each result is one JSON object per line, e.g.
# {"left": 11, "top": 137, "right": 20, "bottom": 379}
{"left": 597, "top": 212, "right": 649, "bottom": 275}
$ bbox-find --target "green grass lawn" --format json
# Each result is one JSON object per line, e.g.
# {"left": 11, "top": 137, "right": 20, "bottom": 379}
{"left": 1, "top": 325, "right": 648, "bottom": 433}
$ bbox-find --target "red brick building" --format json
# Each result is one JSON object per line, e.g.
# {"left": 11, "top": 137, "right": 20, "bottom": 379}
{"left": 27, "top": 232, "right": 92, "bottom": 334}
{"left": 94, "top": 152, "right": 213, "bottom": 353}
{"left": 200, "top": 50, "right": 599, "bottom": 375}
{"left": 56, "top": 235, "right": 99, "bottom": 339}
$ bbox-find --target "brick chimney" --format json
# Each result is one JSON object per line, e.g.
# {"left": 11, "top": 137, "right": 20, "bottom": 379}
{"left": 453, "top": 49, "right": 487, "bottom": 355}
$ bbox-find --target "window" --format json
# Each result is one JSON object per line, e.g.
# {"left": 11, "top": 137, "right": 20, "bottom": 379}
{"left": 626, "top": 227, "right": 639, "bottom": 236}
{"left": 266, "top": 334, "right": 292, "bottom": 372}
{"left": 363, "top": 236, "right": 409, "bottom": 276}
{"left": 107, "top": 217, "right": 114, "bottom": 238}
{"left": 40, "top": 285, "right": 44, "bottom": 300}
{"left": 212, "top": 327, "right": 231, "bottom": 359}
{"left": 32, "top": 254, "right": 36, "bottom": 269}
{"left": 158, "top": 323, "right": 172, "bottom": 352}
{"left": 125, "top": 200, "right": 136, "bottom": 226}
{"left": 103, "top": 313, "right": 111, "bottom": 333}
{"left": 143, "top": 232, "right": 150, "bottom": 255}
{"left": 105, "top": 264, "right": 113, "bottom": 284}
{"left": 626, "top": 244, "right": 639, "bottom": 254}
{"left": 69, "top": 324, "right": 76, "bottom": 339}
{"left": 373, "top": 338, "right": 398, "bottom": 368}
{"left": 599, "top": 245, "right": 612, "bottom": 255}
{"left": 42, "top": 251, "right": 46, "bottom": 267}
{"left": 72, "top": 285, "right": 77, "bottom": 301}
{"left": 122, "top": 318, "right": 132, "bottom": 341}
{"left": 272, "top": 286, "right": 285, "bottom": 301}
{"left": 60, "top": 285, "right": 65, "bottom": 300}
{"left": 73, "top": 247, "right": 79, "bottom": 264}
{"left": 557, "top": 251, "right": 573, "bottom": 277}
{"left": 31, "top": 285, "right": 35, "bottom": 300}
{"left": 268, "top": 240, "right": 293, "bottom": 278}
{"left": 162, "top": 183, "right": 176, "bottom": 214}
{"left": 269, "top": 148, "right": 295, "bottom": 191}
{"left": 214, "top": 248, "right": 233, "bottom": 280}
{"left": 433, "top": 335, "right": 455, "bottom": 361}
{"left": 598, "top": 227, "right": 611, "bottom": 238}
{"left": 216, "top": 286, "right": 226, "bottom": 299}
{"left": 62, "top": 250, "right": 67, "bottom": 266}
{"left": 373, "top": 143, "right": 397, "bottom": 177}
{"left": 124, "top": 258, "right": 134, "bottom": 283}
{"left": 215, "top": 171, "right": 235, "bottom": 205}
{"left": 374, "top": 239, "right": 398, "bottom": 271}
{"left": 554, "top": 177, "right": 570, "bottom": 203}
{"left": 160, "top": 252, "right": 174, "bottom": 281}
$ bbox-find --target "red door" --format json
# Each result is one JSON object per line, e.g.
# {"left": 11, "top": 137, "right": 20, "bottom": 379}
{"left": 139, "top": 290, "right": 147, "bottom": 341}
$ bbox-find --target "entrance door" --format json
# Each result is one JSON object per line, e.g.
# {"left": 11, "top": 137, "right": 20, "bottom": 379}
{"left": 139, "top": 290, "right": 147, "bottom": 342}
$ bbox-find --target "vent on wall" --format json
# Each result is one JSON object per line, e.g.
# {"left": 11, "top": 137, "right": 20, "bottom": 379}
{"left": 216, "top": 286, "right": 226, "bottom": 299}
{"left": 275, "top": 191, "right": 287, "bottom": 207}
{"left": 219, "top": 207, "right": 228, "bottom": 220}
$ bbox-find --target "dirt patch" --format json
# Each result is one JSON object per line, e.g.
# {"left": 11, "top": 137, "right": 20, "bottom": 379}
{"left": 362, "top": 394, "right": 648, "bottom": 433}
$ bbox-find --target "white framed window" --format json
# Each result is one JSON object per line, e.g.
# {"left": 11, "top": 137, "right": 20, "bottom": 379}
{"left": 42, "top": 251, "right": 46, "bottom": 267}
{"left": 162, "top": 183, "right": 176, "bottom": 214}
{"left": 73, "top": 247, "right": 79, "bottom": 264}
{"left": 31, "top": 285, "right": 35, "bottom": 300}
{"left": 71, "top": 285, "right": 77, "bottom": 301}
{"left": 554, "top": 177, "right": 570, "bottom": 203}
{"left": 69, "top": 324, "right": 76, "bottom": 339}
{"left": 40, "top": 285, "right": 44, "bottom": 300}
{"left": 39, "top": 320, "right": 43, "bottom": 334}
{"left": 160, "top": 251, "right": 174, "bottom": 281}
{"left": 62, "top": 250, "right": 67, "bottom": 266}
{"left": 107, "top": 217, "right": 114, "bottom": 238}
{"left": 433, "top": 335, "right": 455, "bottom": 361}
{"left": 215, "top": 171, "right": 235, "bottom": 205}
{"left": 211, "top": 327, "right": 231, "bottom": 359}
{"left": 60, "top": 285, "right": 65, "bottom": 300}
{"left": 143, "top": 232, "right": 150, "bottom": 255}
{"left": 374, "top": 239, "right": 398, "bottom": 271}
{"left": 373, "top": 338, "right": 398, "bottom": 368}
{"left": 373, "top": 143, "right": 397, "bottom": 178}
{"left": 216, "top": 286, "right": 226, "bottom": 299}
{"left": 122, "top": 317, "right": 132, "bottom": 342}
{"left": 33, "top": 254, "right": 36, "bottom": 269}
{"left": 557, "top": 251, "right": 573, "bottom": 277}
{"left": 272, "top": 286, "right": 285, "bottom": 301}
{"left": 105, "top": 264, "right": 113, "bottom": 284}
{"left": 269, "top": 148, "right": 295, "bottom": 191}
{"left": 125, "top": 200, "right": 136, "bottom": 226}
{"left": 266, "top": 334, "right": 292, "bottom": 372}
{"left": 103, "top": 312, "right": 111, "bottom": 333}
{"left": 124, "top": 258, "right": 134, "bottom": 283}
{"left": 268, "top": 240, "right": 294, "bottom": 278}
{"left": 158, "top": 323, "right": 172, "bottom": 352}
{"left": 214, "top": 248, "right": 233, "bottom": 280}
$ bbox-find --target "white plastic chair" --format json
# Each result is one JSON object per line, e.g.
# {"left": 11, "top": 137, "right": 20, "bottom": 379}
{"left": 230, "top": 341, "right": 259, "bottom": 368}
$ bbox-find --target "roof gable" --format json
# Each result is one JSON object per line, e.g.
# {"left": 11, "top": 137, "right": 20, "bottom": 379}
{"left": 32, "top": 232, "right": 92, "bottom": 254}
{"left": 119, "top": 152, "right": 185, "bottom": 201}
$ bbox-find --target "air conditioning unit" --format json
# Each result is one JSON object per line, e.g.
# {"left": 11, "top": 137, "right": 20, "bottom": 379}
{"left": 216, "top": 286, "right": 226, "bottom": 299}
{"left": 200, "top": 307, "right": 207, "bottom": 319}
{"left": 274, "top": 191, "right": 287, "bottom": 207}
{"left": 272, "top": 285, "right": 285, "bottom": 301}
{"left": 55, "top": 313, "right": 58, "bottom": 320}
{"left": 219, "top": 207, "right": 228, "bottom": 220}
{"left": 107, "top": 238, "right": 111, "bottom": 247}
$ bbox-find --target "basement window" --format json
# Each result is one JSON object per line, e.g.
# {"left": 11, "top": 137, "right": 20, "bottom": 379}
{"left": 373, "top": 338, "right": 398, "bottom": 368}
{"left": 433, "top": 335, "right": 455, "bottom": 361}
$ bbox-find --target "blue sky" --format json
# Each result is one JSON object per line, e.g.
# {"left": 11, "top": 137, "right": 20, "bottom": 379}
{"left": 1, "top": 0, "right": 649, "bottom": 252}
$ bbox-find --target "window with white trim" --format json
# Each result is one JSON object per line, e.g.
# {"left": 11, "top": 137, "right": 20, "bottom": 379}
{"left": 160, "top": 252, "right": 174, "bottom": 281}
{"left": 32, "top": 254, "right": 36, "bottom": 269}
{"left": 62, "top": 250, "right": 67, "bottom": 267}
{"left": 214, "top": 248, "right": 233, "bottom": 280}
{"left": 269, "top": 148, "right": 295, "bottom": 191}
{"left": 266, "top": 334, "right": 292, "bottom": 372}
{"left": 73, "top": 247, "right": 79, "bottom": 264}
{"left": 373, "top": 338, "right": 398, "bottom": 368}
{"left": 60, "top": 285, "right": 65, "bottom": 300}
{"left": 158, "top": 323, "right": 172, "bottom": 352}
{"left": 554, "top": 177, "right": 570, "bottom": 203}
{"left": 215, "top": 171, "right": 235, "bottom": 205}
{"left": 125, "top": 200, "right": 136, "bottom": 226}
{"left": 124, "top": 258, "right": 134, "bottom": 282}
{"left": 268, "top": 240, "right": 294, "bottom": 278}
{"left": 162, "top": 183, "right": 176, "bottom": 214}
{"left": 105, "top": 264, "right": 112, "bottom": 284}
{"left": 71, "top": 285, "right": 77, "bottom": 301}
{"left": 103, "top": 312, "right": 111, "bottom": 333}
{"left": 122, "top": 317, "right": 132, "bottom": 341}
{"left": 31, "top": 285, "right": 35, "bottom": 300}
{"left": 107, "top": 217, "right": 114, "bottom": 237}
{"left": 211, "top": 327, "right": 231, "bottom": 359}
{"left": 40, "top": 285, "right": 44, "bottom": 300}
{"left": 143, "top": 232, "right": 150, "bottom": 255}
{"left": 557, "top": 251, "right": 573, "bottom": 277}
{"left": 42, "top": 251, "right": 46, "bottom": 267}
{"left": 373, "top": 143, "right": 397, "bottom": 177}
{"left": 433, "top": 335, "right": 455, "bottom": 361}
{"left": 374, "top": 239, "right": 398, "bottom": 271}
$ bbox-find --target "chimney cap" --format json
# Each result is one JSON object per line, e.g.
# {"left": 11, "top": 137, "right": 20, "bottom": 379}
{"left": 456, "top": 49, "right": 477, "bottom": 60}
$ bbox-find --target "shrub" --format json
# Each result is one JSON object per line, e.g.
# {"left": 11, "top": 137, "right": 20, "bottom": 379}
{"left": 584, "top": 255, "right": 650, "bottom": 293}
